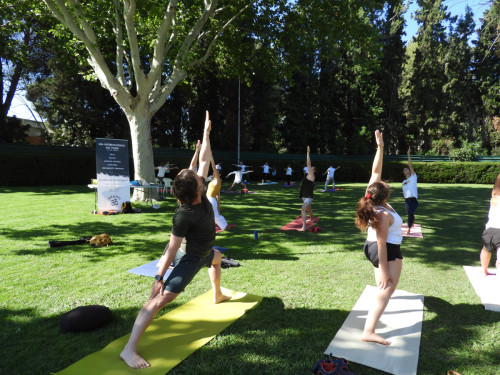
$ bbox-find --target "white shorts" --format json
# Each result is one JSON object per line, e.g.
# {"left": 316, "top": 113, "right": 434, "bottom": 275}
{"left": 302, "top": 198, "right": 313, "bottom": 205}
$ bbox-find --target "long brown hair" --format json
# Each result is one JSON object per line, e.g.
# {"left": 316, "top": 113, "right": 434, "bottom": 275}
{"left": 355, "top": 181, "right": 391, "bottom": 231}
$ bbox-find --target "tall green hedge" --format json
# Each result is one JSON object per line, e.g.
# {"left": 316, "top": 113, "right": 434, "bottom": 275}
{"left": 1, "top": 144, "right": 499, "bottom": 186}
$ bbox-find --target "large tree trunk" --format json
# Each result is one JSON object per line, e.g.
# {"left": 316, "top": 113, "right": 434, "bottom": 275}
{"left": 126, "top": 107, "right": 157, "bottom": 202}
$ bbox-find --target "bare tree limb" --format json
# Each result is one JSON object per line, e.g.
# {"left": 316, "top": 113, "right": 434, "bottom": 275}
{"left": 187, "top": 2, "right": 252, "bottom": 68}
{"left": 123, "top": 0, "right": 146, "bottom": 94}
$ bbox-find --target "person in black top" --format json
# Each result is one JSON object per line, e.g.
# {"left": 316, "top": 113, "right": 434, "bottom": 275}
{"left": 299, "top": 146, "right": 317, "bottom": 231}
{"left": 120, "top": 111, "right": 231, "bottom": 369}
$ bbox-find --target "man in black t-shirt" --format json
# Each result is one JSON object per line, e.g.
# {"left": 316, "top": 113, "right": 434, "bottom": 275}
{"left": 121, "top": 111, "right": 231, "bottom": 370}
{"left": 299, "top": 146, "right": 318, "bottom": 231}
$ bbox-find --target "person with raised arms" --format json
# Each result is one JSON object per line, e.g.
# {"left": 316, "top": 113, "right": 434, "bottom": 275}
{"left": 260, "top": 162, "right": 271, "bottom": 183}
{"left": 323, "top": 163, "right": 340, "bottom": 191}
{"left": 225, "top": 169, "right": 253, "bottom": 192}
{"left": 402, "top": 147, "right": 418, "bottom": 235}
{"left": 120, "top": 111, "right": 230, "bottom": 369}
{"left": 355, "top": 130, "right": 403, "bottom": 345}
{"left": 207, "top": 156, "right": 228, "bottom": 230}
{"left": 299, "top": 146, "right": 317, "bottom": 231}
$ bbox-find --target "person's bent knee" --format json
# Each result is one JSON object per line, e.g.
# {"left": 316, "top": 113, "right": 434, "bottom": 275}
{"left": 145, "top": 291, "right": 178, "bottom": 310}
{"left": 212, "top": 249, "right": 222, "bottom": 266}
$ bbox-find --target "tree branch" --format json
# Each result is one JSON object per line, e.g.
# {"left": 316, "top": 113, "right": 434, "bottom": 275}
{"left": 146, "top": 0, "right": 178, "bottom": 94}
{"left": 186, "top": 2, "right": 252, "bottom": 68}
{"left": 173, "top": 0, "right": 218, "bottom": 68}
{"left": 122, "top": 0, "right": 146, "bottom": 94}
{"left": 113, "top": 0, "right": 127, "bottom": 88}
{"left": 43, "top": 0, "right": 129, "bottom": 106}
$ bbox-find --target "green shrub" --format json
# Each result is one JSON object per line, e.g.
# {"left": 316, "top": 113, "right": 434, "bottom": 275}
{"left": 2, "top": 145, "right": 499, "bottom": 186}
{"left": 449, "top": 140, "right": 485, "bottom": 162}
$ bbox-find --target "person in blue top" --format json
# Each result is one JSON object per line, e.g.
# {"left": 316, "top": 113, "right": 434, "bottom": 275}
{"left": 355, "top": 130, "right": 403, "bottom": 346}
{"left": 402, "top": 147, "right": 418, "bottom": 235}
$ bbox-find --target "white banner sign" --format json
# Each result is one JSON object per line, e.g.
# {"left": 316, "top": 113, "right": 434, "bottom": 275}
{"left": 95, "top": 138, "right": 130, "bottom": 212}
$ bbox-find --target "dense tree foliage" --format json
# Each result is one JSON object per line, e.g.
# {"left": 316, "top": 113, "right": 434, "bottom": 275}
{"left": 5, "top": 0, "right": 499, "bottom": 158}
{"left": 0, "top": 1, "right": 54, "bottom": 141}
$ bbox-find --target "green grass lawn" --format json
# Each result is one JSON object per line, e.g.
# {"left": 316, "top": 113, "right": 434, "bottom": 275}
{"left": 1, "top": 182, "right": 499, "bottom": 374}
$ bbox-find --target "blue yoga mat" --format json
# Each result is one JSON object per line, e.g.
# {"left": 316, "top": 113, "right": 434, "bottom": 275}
{"left": 128, "top": 246, "right": 228, "bottom": 280}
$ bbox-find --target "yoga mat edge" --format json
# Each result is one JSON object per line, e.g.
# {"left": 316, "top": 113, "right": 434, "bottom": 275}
{"left": 55, "top": 289, "right": 262, "bottom": 375}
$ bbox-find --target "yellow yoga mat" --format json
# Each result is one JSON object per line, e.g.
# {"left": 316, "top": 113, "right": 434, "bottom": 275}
{"left": 56, "top": 289, "right": 262, "bottom": 375}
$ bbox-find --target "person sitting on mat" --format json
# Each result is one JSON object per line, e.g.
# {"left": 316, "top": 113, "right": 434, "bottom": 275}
{"left": 299, "top": 146, "right": 318, "bottom": 231}
{"left": 402, "top": 147, "right": 418, "bottom": 235}
{"left": 480, "top": 171, "right": 500, "bottom": 276}
{"left": 208, "top": 156, "right": 228, "bottom": 230}
{"left": 120, "top": 111, "right": 231, "bottom": 369}
{"left": 323, "top": 163, "right": 340, "bottom": 191}
{"left": 225, "top": 169, "right": 253, "bottom": 192}
{"left": 355, "top": 130, "right": 403, "bottom": 346}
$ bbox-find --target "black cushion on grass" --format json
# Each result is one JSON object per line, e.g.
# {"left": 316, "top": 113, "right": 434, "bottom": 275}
{"left": 60, "top": 305, "right": 112, "bottom": 332}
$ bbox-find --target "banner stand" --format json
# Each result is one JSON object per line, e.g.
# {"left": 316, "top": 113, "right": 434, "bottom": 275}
{"left": 95, "top": 139, "right": 130, "bottom": 213}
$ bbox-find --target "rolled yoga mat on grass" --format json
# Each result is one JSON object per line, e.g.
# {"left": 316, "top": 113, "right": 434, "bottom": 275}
{"left": 324, "top": 285, "right": 424, "bottom": 375}
{"left": 55, "top": 288, "right": 262, "bottom": 375}
{"left": 463, "top": 266, "right": 500, "bottom": 312}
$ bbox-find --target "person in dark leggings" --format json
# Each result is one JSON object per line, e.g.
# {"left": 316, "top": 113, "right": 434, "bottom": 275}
{"left": 402, "top": 147, "right": 418, "bottom": 235}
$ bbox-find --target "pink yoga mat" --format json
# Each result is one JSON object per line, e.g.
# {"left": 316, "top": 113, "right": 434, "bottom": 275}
{"left": 216, "top": 223, "right": 236, "bottom": 233}
{"left": 401, "top": 223, "right": 423, "bottom": 238}
{"left": 281, "top": 217, "right": 320, "bottom": 231}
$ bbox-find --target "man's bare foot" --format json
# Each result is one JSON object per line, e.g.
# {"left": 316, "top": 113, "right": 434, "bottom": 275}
{"left": 406, "top": 228, "right": 410, "bottom": 235}
{"left": 120, "top": 348, "right": 151, "bottom": 369}
{"left": 214, "top": 294, "right": 231, "bottom": 304}
{"left": 361, "top": 332, "right": 391, "bottom": 345}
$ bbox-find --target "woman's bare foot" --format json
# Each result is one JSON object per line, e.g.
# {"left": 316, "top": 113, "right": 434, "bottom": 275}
{"left": 361, "top": 332, "right": 391, "bottom": 345}
{"left": 214, "top": 294, "right": 231, "bottom": 304}
{"left": 120, "top": 348, "right": 151, "bottom": 369}
{"left": 298, "top": 227, "right": 306, "bottom": 232}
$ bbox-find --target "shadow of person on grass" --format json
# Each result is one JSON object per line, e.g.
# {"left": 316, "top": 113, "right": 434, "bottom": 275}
{"left": 418, "top": 295, "right": 500, "bottom": 374}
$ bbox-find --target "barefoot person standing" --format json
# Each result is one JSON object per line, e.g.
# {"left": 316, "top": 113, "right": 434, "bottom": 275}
{"left": 402, "top": 147, "right": 418, "bottom": 235}
{"left": 480, "top": 171, "right": 500, "bottom": 276}
{"left": 299, "top": 146, "right": 317, "bottom": 231}
{"left": 355, "top": 130, "right": 403, "bottom": 345}
{"left": 120, "top": 111, "right": 230, "bottom": 369}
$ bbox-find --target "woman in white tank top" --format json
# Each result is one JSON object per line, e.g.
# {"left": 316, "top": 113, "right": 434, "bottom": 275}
{"left": 480, "top": 172, "right": 500, "bottom": 275}
{"left": 355, "top": 130, "right": 403, "bottom": 346}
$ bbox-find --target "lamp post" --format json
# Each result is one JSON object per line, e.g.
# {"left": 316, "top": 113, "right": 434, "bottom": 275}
{"left": 237, "top": 77, "right": 240, "bottom": 164}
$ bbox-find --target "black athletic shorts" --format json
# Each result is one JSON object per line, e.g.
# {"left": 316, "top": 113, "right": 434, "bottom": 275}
{"left": 164, "top": 249, "right": 215, "bottom": 293}
{"left": 481, "top": 227, "right": 500, "bottom": 253}
{"left": 364, "top": 241, "right": 403, "bottom": 268}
